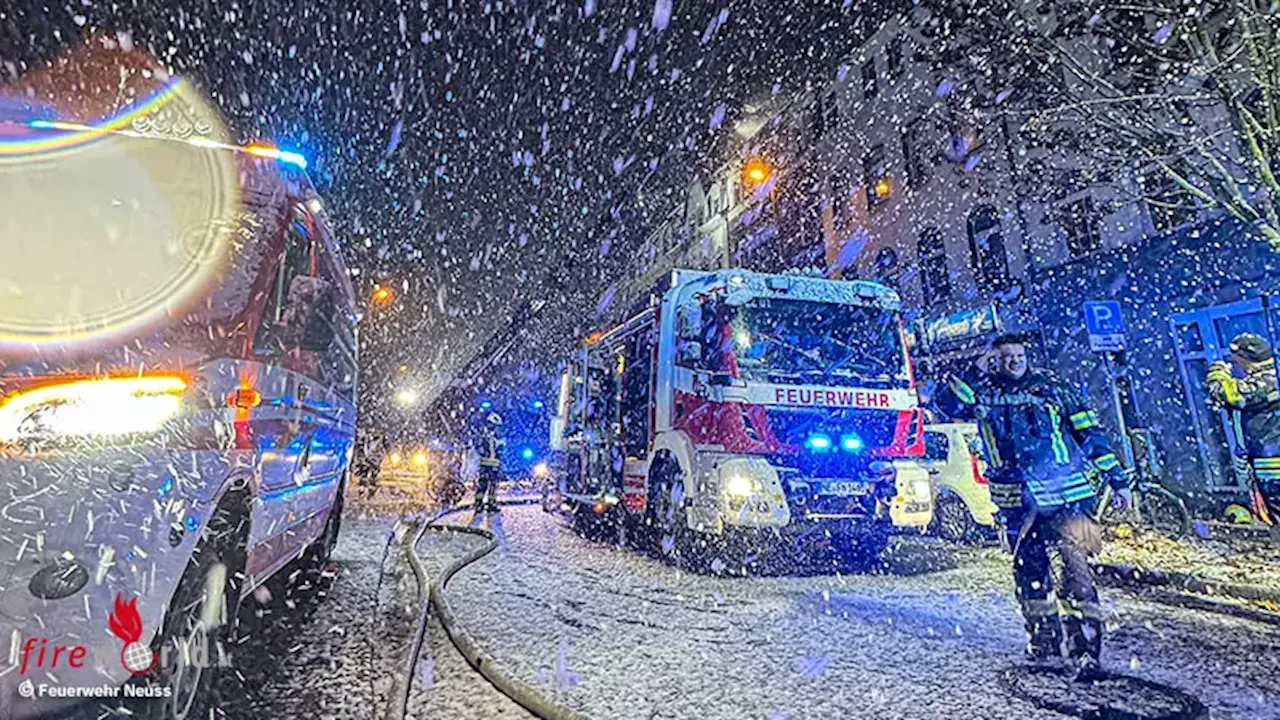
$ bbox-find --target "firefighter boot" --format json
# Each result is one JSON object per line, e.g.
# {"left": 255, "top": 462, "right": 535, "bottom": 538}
{"left": 1023, "top": 602, "right": 1064, "bottom": 665}
{"left": 1064, "top": 616, "right": 1104, "bottom": 682}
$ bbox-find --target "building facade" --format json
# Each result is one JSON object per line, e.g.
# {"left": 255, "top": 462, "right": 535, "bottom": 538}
{"left": 608, "top": 9, "right": 1279, "bottom": 511}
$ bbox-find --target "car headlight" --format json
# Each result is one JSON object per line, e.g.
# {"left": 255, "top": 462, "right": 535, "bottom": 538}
{"left": 911, "top": 479, "right": 932, "bottom": 499}
{"left": 0, "top": 375, "right": 187, "bottom": 447}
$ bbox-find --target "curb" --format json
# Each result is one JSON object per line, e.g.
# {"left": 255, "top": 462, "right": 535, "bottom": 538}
{"left": 1092, "top": 562, "right": 1280, "bottom": 604}
{"left": 1093, "top": 562, "right": 1280, "bottom": 627}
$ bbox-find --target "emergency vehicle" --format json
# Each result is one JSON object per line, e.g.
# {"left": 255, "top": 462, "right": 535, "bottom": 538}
{"left": 0, "top": 67, "right": 357, "bottom": 719}
{"left": 548, "top": 268, "right": 932, "bottom": 569}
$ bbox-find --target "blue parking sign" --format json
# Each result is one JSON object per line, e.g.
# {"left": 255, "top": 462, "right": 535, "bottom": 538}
{"left": 1083, "top": 301, "right": 1124, "bottom": 351}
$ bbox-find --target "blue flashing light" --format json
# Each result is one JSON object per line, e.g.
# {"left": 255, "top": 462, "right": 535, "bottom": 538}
{"left": 805, "top": 433, "right": 833, "bottom": 452}
{"left": 841, "top": 433, "right": 865, "bottom": 453}
{"left": 480, "top": 400, "right": 493, "bottom": 410}
{"left": 521, "top": 447, "right": 535, "bottom": 460}
{"left": 532, "top": 400, "right": 545, "bottom": 409}
{"left": 157, "top": 476, "right": 174, "bottom": 498}
{"left": 277, "top": 149, "right": 308, "bottom": 169}
{"left": 27, "top": 119, "right": 56, "bottom": 129}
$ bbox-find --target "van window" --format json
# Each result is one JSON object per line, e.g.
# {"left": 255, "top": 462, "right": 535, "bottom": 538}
{"left": 254, "top": 209, "right": 316, "bottom": 353}
{"left": 923, "top": 431, "right": 950, "bottom": 461}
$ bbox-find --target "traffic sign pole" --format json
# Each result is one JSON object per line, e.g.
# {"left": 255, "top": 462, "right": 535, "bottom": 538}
{"left": 1084, "top": 301, "right": 1135, "bottom": 471}
{"left": 1102, "top": 351, "right": 1136, "bottom": 471}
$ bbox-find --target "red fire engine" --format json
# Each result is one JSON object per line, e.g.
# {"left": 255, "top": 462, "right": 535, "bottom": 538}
{"left": 548, "top": 268, "right": 932, "bottom": 569}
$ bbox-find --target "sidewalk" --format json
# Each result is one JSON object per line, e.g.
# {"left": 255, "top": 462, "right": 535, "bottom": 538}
{"left": 1095, "top": 526, "right": 1280, "bottom": 609}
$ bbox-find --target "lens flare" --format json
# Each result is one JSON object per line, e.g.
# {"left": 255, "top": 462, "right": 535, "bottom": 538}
{"left": 0, "top": 43, "right": 240, "bottom": 353}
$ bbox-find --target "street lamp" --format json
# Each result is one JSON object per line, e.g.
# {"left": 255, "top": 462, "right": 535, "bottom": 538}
{"left": 372, "top": 287, "right": 393, "bottom": 305}
{"left": 394, "top": 388, "right": 419, "bottom": 407}
{"left": 743, "top": 157, "right": 772, "bottom": 187}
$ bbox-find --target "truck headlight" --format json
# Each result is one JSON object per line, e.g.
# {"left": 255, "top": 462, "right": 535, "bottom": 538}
{"left": 725, "top": 474, "right": 757, "bottom": 497}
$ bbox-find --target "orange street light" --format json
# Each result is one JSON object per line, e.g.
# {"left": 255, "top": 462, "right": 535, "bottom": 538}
{"left": 873, "top": 176, "right": 892, "bottom": 198}
{"left": 743, "top": 157, "right": 771, "bottom": 186}
{"left": 372, "top": 287, "right": 393, "bottom": 305}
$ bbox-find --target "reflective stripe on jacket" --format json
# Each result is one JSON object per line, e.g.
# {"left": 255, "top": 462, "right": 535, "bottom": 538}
{"left": 937, "top": 368, "right": 1119, "bottom": 509}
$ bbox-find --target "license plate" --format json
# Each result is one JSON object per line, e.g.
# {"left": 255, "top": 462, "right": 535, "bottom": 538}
{"left": 820, "top": 481, "right": 870, "bottom": 496}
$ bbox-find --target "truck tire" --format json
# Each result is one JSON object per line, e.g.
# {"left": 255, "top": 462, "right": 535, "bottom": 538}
{"left": 132, "top": 489, "right": 249, "bottom": 720}
{"left": 831, "top": 526, "right": 890, "bottom": 572}
{"left": 647, "top": 461, "right": 691, "bottom": 564}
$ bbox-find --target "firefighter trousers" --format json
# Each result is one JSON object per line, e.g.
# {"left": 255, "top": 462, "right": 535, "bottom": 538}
{"left": 475, "top": 465, "right": 502, "bottom": 512}
{"left": 1003, "top": 503, "right": 1105, "bottom": 662}
{"left": 1251, "top": 457, "right": 1280, "bottom": 524}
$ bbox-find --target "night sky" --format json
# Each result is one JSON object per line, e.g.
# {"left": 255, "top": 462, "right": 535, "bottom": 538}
{"left": 2, "top": 0, "right": 896, "bottom": 428}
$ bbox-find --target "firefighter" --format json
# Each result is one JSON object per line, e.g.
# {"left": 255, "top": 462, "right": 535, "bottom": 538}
{"left": 473, "top": 411, "right": 506, "bottom": 514}
{"left": 356, "top": 430, "right": 386, "bottom": 499}
{"left": 937, "top": 334, "right": 1131, "bottom": 680}
{"left": 1205, "top": 332, "right": 1280, "bottom": 528}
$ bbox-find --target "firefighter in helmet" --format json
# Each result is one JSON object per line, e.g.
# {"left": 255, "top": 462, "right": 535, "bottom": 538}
{"left": 1206, "top": 332, "right": 1280, "bottom": 529}
{"left": 473, "top": 411, "right": 506, "bottom": 514}
{"left": 936, "top": 334, "right": 1131, "bottom": 680}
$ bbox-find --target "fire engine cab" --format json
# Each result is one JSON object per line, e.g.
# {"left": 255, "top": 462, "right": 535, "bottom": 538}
{"left": 549, "top": 268, "right": 933, "bottom": 569}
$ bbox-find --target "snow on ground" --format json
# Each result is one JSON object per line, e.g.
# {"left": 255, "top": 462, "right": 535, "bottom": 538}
{"left": 209, "top": 515, "right": 416, "bottom": 720}
{"left": 418, "top": 505, "right": 1280, "bottom": 720}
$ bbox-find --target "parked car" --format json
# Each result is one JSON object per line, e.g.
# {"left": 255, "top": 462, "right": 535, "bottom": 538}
{"left": 1, "top": 108, "right": 357, "bottom": 719}
{"left": 916, "top": 423, "right": 999, "bottom": 543}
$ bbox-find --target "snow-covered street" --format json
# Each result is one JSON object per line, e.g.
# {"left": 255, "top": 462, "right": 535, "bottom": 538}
{"left": 210, "top": 516, "right": 415, "bottom": 720}
{"left": 415, "top": 505, "right": 1280, "bottom": 720}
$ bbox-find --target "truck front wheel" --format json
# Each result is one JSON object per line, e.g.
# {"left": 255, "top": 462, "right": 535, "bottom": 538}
{"left": 647, "top": 462, "right": 690, "bottom": 564}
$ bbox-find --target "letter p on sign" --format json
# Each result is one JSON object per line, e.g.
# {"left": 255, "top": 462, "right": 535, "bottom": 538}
{"left": 1083, "top": 301, "right": 1125, "bottom": 352}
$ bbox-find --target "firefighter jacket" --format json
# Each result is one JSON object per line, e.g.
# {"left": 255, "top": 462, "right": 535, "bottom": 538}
{"left": 1207, "top": 359, "right": 1280, "bottom": 477}
{"left": 475, "top": 424, "right": 505, "bottom": 469}
{"left": 936, "top": 368, "right": 1125, "bottom": 510}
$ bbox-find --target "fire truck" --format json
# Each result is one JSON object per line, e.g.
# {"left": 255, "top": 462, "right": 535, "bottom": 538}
{"left": 548, "top": 268, "right": 932, "bottom": 570}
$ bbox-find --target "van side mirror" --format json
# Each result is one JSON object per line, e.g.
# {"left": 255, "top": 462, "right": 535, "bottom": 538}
{"left": 280, "top": 276, "right": 336, "bottom": 351}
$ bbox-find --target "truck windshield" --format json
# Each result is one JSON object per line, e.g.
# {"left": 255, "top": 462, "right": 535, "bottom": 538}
{"left": 720, "top": 298, "right": 909, "bottom": 388}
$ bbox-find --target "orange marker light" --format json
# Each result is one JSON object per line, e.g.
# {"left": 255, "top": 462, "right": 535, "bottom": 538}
{"left": 226, "top": 387, "right": 262, "bottom": 409}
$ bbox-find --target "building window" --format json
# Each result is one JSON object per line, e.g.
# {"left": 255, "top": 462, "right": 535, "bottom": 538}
{"left": 1063, "top": 196, "right": 1102, "bottom": 257}
{"left": 810, "top": 92, "right": 839, "bottom": 141}
{"left": 864, "top": 144, "right": 890, "bottom": 211}
{"left": 918, "top": 227, "right": 950, "bottom": 306}
{"left": 967, "top": 205, "right": 1011, "bottom": 289}
{"left": 887, "top": 37, "right": 903, "bottom": 78}
{"left": 809, "top": 100, "right": 824, "bottom": 140}
{"left": 861, "top": 59, "right": 878, "bottom": 100}
{"left": 902, "top": 117, "right": 931, "bottom": 188}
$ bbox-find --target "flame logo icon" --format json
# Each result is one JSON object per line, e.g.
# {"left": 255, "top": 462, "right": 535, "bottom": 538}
{"left": 108, "top": 594, "right": 156, "bottom": 675}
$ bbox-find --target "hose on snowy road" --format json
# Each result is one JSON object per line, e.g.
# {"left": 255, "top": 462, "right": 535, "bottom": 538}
{"left": 383, "top": 505, "right": 458, "bottom": 720}
{"left": 387, "top": 497, "right": 590, "bottom": 720}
